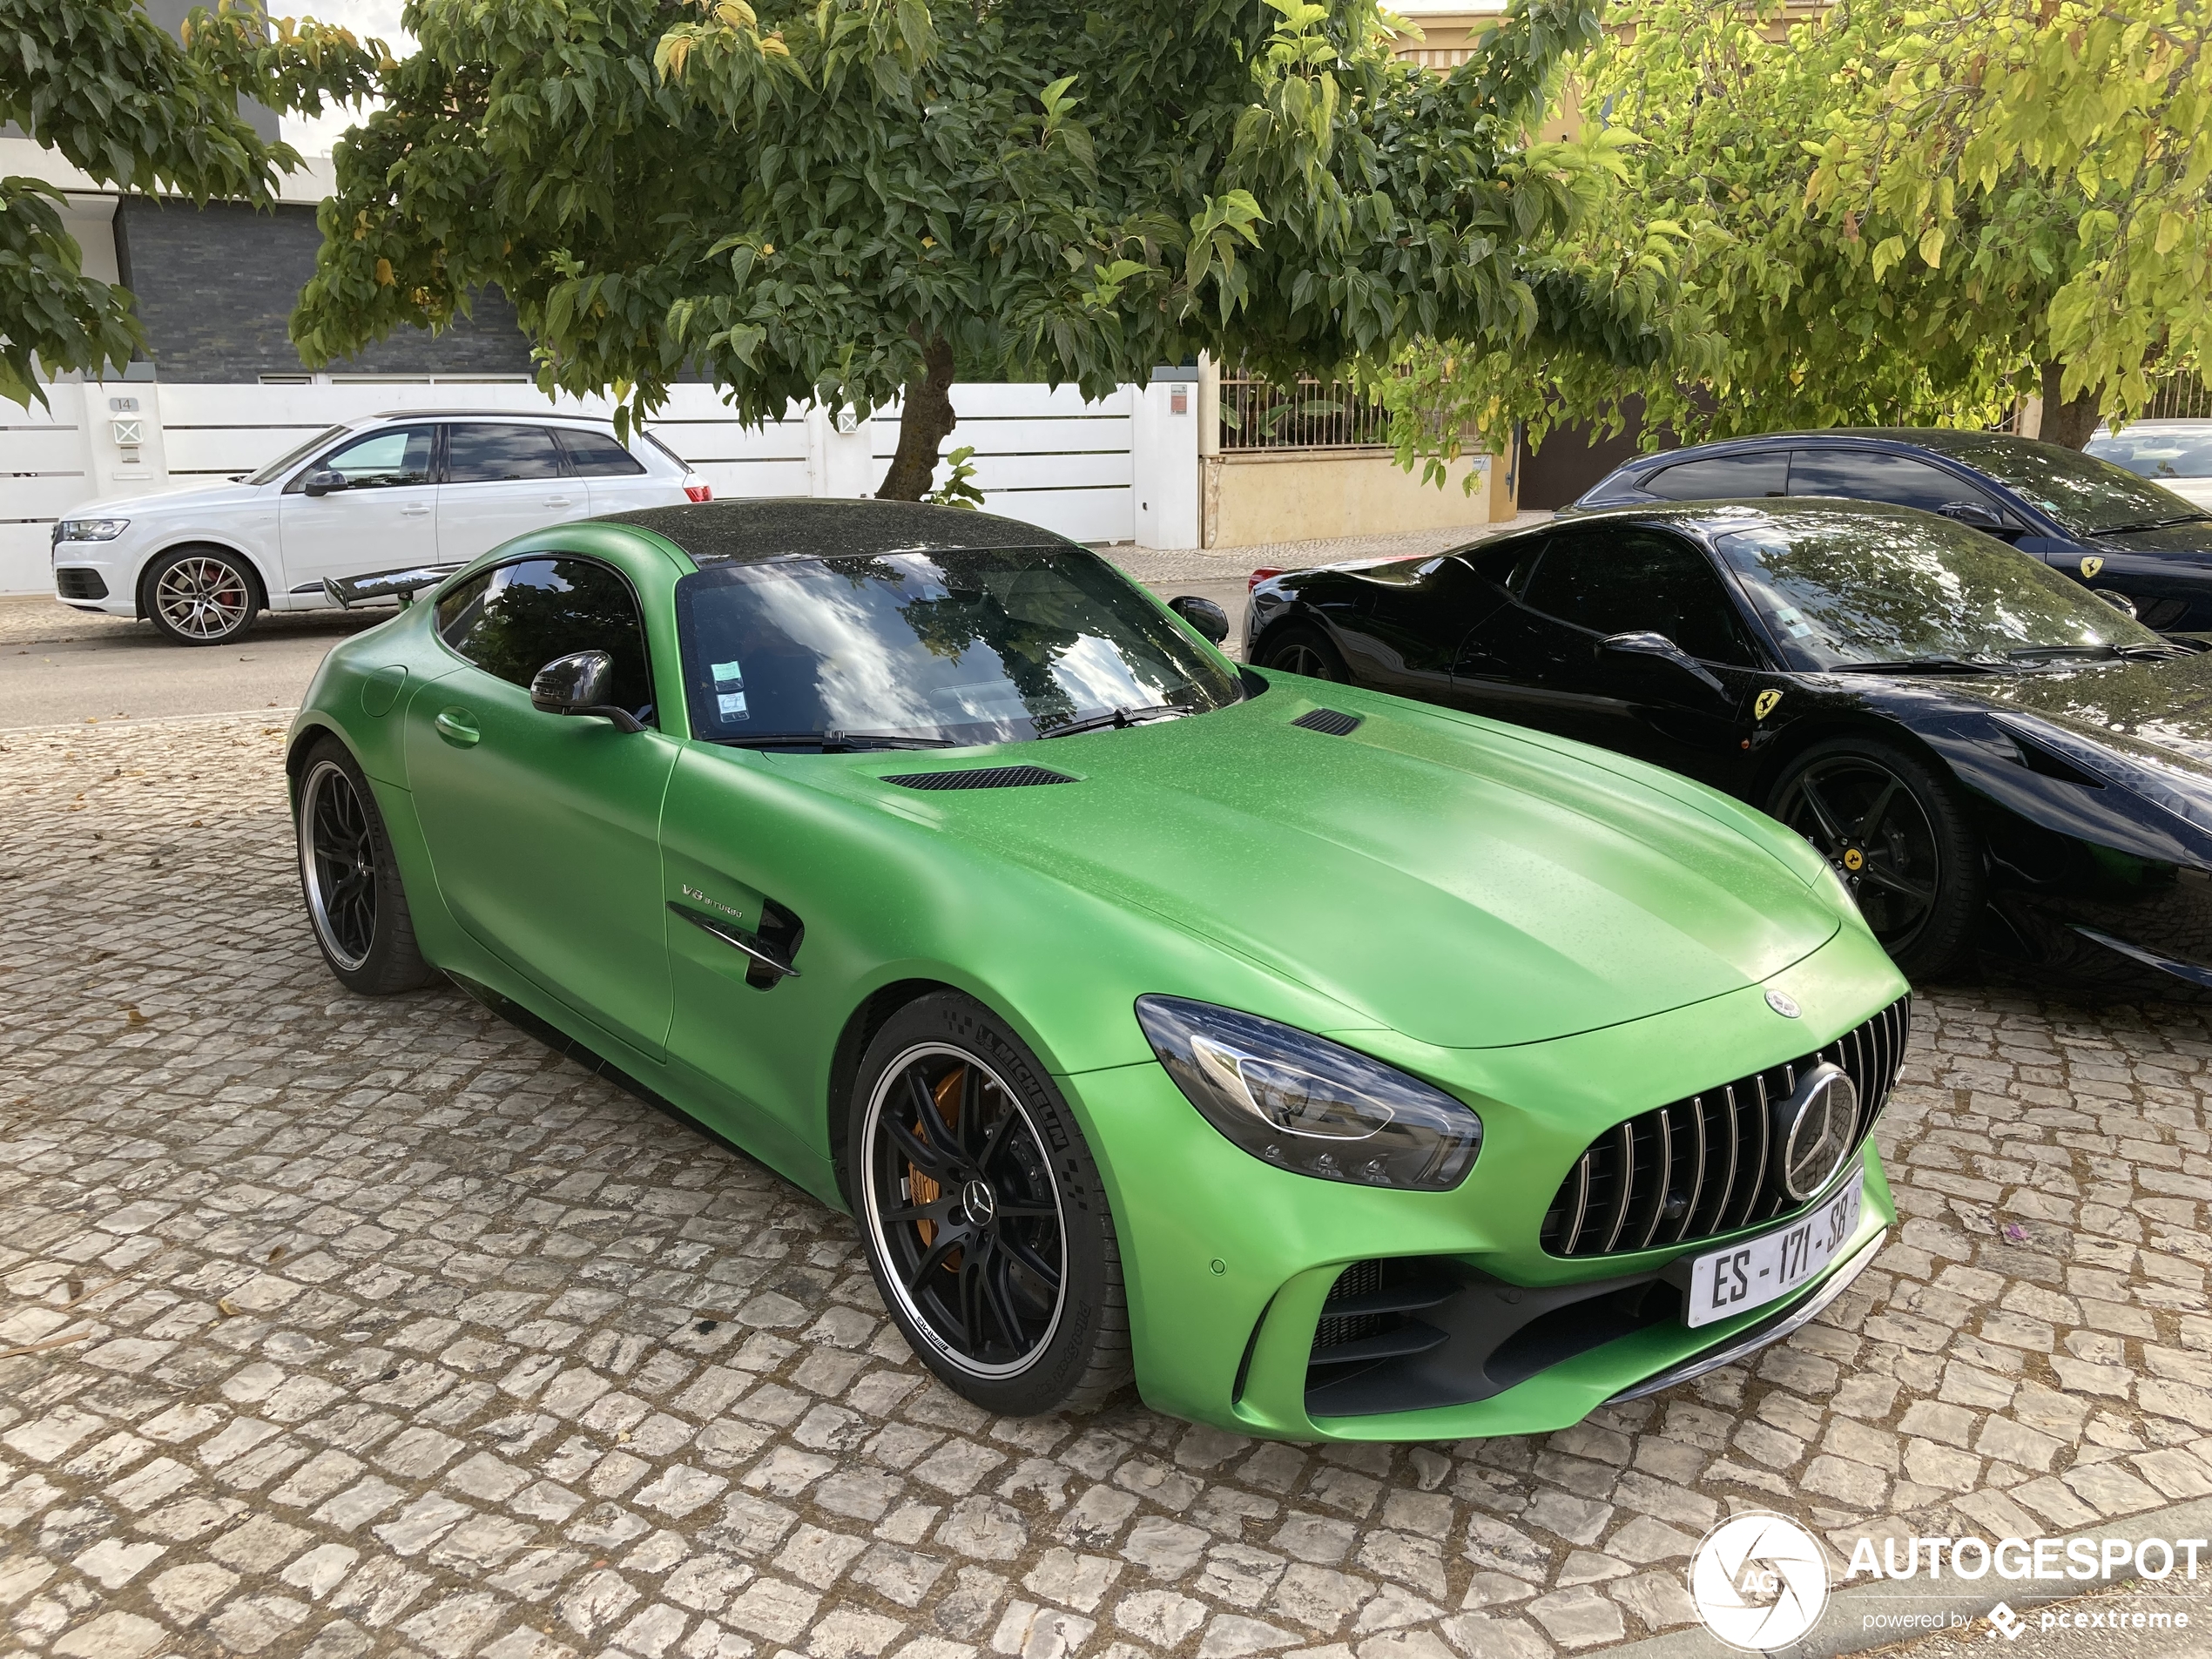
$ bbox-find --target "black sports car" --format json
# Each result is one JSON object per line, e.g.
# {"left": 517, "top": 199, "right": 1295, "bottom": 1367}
{"left": 1573, "top": 428, "right": 2212, "bottom": 632}
{"left": 1247, "top": 499, "right": 2212, "bottom": 987}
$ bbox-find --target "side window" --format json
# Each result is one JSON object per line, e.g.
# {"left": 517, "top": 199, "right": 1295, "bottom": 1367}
{"left": 1642, "top": 452, "right": 1789, "bottom": 500}
{"left": 556, "top": 428, "right": 648, "bottom": 477}
{"left": 1468, "top": 537, "right": 1545, "bottom": 594}
{"left": 1520, "top": 530, "right": 1757, "bottom": 665}
{"left": 446, "top": 424, "right": 568, "bottom": 484}
{"left": 440, "top": 557, "right": 655, "bottom": 720}
{"left": 310, "top": 424, "right": 436, "bottom": 489}
{"left": 1787, "top": 448, "right": 1988, "bottom": 514}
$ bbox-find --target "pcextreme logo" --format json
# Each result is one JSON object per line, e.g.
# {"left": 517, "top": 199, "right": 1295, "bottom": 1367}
{"left": 1689, "top": 1512, "right": 1831, "bottom": 1650}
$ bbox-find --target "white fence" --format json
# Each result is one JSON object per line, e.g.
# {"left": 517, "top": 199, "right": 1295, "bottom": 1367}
{"left": 0, "top": 377, "right": 1190, "bottom": 596}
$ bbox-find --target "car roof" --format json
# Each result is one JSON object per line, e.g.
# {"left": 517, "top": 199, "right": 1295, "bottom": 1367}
{"left": 368, "top": 408, "right": 620, "bottom": 424}
{"left": 1539, "top": 497, "right": 1945, "bottom": 538}
{"left": 597, "top": 498, "right": 1080, "bottom": 565}
{"left": 1616, "top": 427, "right": 2046, "bottom": 471}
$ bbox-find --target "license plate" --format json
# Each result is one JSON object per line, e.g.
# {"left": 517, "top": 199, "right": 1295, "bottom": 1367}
{"left": 1683, "top": 1181, "right": 1863, "bottom": 1328}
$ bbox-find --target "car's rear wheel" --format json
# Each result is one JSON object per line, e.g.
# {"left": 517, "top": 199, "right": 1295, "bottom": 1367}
{"left": 297, "top": 738, "right": 434, "bottom": 995}
{"left": 1767, "top": 736, "right": 1984, "bottom": 981}
{"left": 1258, "top": 624, "right": 1348, "bottom": 681}
{"left": 849, "top": 993, "right": 1130, "bottom": 1416}
{"left": 145, "top": 546, "right": 260, "bottom": 645}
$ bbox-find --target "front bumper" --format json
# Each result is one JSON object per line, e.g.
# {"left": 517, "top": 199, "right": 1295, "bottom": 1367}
{"left": 1064, "top": 923, "right": 1906, "bottom": 1441}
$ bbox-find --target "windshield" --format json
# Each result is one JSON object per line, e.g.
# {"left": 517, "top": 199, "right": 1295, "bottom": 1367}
{"left": 2087, "top": 427, "right": 2212, "bottom": 484}
{"left": 1929, "top": 434, "right": 2202, "bottom": 535}
{"left": 246, "top": 425, "right": 349, "bottom": 486}
{"left": 673, "top": 545, "right": 1244, "bottom": 746}
{"left": 1711, "top": 506, "right": 2166, "bottom": 670}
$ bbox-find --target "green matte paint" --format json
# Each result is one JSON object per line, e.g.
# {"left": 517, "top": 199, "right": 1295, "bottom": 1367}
{"left": 291, "top": 518, "right": 1910, "bottom": 1440}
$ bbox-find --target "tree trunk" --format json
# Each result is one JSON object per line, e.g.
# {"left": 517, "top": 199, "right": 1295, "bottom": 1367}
{"left": 2038, "top": 360, "right": 2102, "bottom": 450}
{"left": 876, "top": 335, "right": 957, "bottom": 500}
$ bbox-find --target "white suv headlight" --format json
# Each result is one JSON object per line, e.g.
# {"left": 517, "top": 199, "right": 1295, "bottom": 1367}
{"left": 56, "top": 518, "right": 132, "bottom": 542}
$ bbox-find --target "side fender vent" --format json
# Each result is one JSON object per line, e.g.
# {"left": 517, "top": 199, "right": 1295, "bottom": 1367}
{"left": 1291, "top": 708, "right": 1363, "bottom": 736}
{"left": 881, "top": 765, "right": 1077, "bottom": 791}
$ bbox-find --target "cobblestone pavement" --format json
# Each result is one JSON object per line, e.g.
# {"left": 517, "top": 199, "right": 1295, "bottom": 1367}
{"left": 3, "top": 714, "right": 2211, "bottom": 1659}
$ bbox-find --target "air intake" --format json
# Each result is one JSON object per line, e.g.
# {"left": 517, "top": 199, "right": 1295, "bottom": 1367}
{"left": 880, "top": 765, "right": 1077, "bottom": 792}
{"left": 1540, "top": 995, "right": 1910, "bottom": 1258}
{"left": 1291, "top": 708, "right": 1363, "bottom": 736}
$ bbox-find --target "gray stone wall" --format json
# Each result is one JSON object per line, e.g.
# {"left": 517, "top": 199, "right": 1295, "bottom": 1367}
{"left": 114, "top": 198, "right": 535, "bottom": 381}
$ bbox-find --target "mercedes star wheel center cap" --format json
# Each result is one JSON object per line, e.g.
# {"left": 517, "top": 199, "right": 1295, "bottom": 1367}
{"left": 1777, "top": 1062, "right": 1858, "bottom": 1201}
{"left": 961, "top": 1179, "right": 995, "bottom": 1227}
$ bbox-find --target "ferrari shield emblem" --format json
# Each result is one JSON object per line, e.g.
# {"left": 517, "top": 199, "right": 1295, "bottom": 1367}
{"left": 2080, "top": 556, "right": 2105, "bottom": 579}
{"left": 1754, "top": 689, "right": 1783, "bottom": 720}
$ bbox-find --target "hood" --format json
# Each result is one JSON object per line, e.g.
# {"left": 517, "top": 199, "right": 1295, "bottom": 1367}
{"left": 2087, "top": 518, "right": 2212, "bottom": 556}
{"left": 1932, "top": 651, "right": 2212, "bottom": 778}
{"left": 66, "top": 480, "right": 267, "bottom": 517}
{"left": 837, "top": 691, "right": 1842, "bottom": 1049}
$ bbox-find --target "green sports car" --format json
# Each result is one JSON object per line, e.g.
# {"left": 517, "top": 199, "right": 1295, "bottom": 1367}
{"left": 288, "top": 499, "right": 1910, "bottom": 1441}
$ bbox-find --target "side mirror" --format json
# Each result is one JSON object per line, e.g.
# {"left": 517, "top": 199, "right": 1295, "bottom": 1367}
{"left": 2096, "top": 590, "right": 2139, "bottom": 619}
{"left": 530, "top": 650, "right": 645, "bottom": 732}
{"left": 1938, "top": 501, "right": 2004, "bottom": 533}
{"left": 301, "top": 469, "right": 348, "bottom": 497}
{"left": 1169, "top": 595, "right": 1231, "bottom": 644}
{"left": 1597, "top": 631, "right": 1729, "bottom": 701}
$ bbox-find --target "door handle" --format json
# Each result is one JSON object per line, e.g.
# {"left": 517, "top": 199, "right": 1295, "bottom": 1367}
{"left": 545, "top": 496, "right": 577, "bottom": 509}
{"left": 433, "top": 707, "right": 480, "bottom": 748}
{"left": 401, "top": 504, "right": 431, "bottom": 518}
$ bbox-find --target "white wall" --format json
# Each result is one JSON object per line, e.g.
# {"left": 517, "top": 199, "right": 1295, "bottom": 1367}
{"left": 0, "top": 377, "right": 1200, "bottom": 595}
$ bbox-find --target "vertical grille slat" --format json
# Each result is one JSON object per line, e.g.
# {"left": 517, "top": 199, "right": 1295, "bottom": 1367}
{"left": 1542, "top": 995, "right": 1910, "bottom": 1258}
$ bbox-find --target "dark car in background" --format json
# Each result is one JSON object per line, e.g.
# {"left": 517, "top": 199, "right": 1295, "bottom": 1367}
{"left": 1573, "top": 428, "right": 2212, "bottom": 631}
{"left": 1247, "top": 500, "right": 2212, "bottom": 991}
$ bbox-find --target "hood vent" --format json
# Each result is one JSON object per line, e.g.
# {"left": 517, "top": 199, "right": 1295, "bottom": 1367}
{"left": 881, "top": 765, "right": 1077, "bottom": 792}
{"left": 1292, "top": 708, "right": 1363, "bottom": 736}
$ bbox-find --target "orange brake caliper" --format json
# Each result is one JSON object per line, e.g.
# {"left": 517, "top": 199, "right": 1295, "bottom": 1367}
{"left": 908, "top": 1067, "right": 964, "bottom": 1258}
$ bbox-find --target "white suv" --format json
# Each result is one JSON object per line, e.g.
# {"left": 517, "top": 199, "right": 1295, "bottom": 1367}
{"left": 51, "top": 409, "right": 708, "bottom": 644}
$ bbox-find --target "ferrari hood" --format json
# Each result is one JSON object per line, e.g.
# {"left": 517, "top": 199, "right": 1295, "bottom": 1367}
{"left": 1932, "top": 650, "right": 2212, "bottom": 777}
{"left": 843, "top": 689, "right": 1841, "bottom": 1049}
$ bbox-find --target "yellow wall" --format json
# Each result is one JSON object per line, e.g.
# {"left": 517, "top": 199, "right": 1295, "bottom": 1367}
{"left": 1201, "top": 448, "right": 1514, "bottom": 549}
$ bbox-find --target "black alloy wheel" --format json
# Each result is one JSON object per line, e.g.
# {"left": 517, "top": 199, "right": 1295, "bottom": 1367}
{"left": 145, "top": 546, "right": 259, "bottom": 644}
{"left": 1768, "top": 736, "right": 1985, "bottom": 981}
{"left": 295, "top": 738, "right": 435, "bottom": 995}
{"left": 851, "top": 994, "right": 1129, "bottom": 1415}
{"left": 1258, "top": 624, "right": 1348, "bottom": 681}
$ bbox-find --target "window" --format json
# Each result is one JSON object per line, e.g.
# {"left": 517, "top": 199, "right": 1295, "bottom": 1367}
{"left": 1786, "top": 448, "right": 1991, "bottom": 516}
{"left": 309, "top": 425, "right": 436, "bottom": 489}
{"left": 446, "top": 423, "right": 568, "bottom": 483}
{"left": 437, "top": 558, "right": 654, "bottom": 720}
{"left": 249, "top": 425, "right": 347, "bottom": 486}
{"left": 2087, "top": 428, "right": 2212, "bottom": 482}
{"left": 1520, "top": 529, "right": 1757, "bottom": 664}
{"left": 555, "top": 428, "right": 648, "bottom": 476}
{"left": 1642, "top": 452, "right": 1789, "bottom": 500}
{"left": 1467, "top": 537, "right": 1545, "bottom": 595}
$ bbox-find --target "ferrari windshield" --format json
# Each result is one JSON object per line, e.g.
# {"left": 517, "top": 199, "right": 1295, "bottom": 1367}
{"left": 673, "top": 545, "right": 1243, "bottom": 746}
{"left": 1711, "top": 508, "right": 2167, "bottom": 670}
{"left": 1928, "top": 434, "right": 2204, "bottom": 535}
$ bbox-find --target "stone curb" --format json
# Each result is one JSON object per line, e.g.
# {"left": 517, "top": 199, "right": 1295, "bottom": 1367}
{"left": 1596, "top": 1494, "right": 2212, "bottom": 1659}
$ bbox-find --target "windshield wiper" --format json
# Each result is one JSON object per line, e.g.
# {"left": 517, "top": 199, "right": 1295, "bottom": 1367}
{"left": 1036, "top": 704, "right": 1187, "bottom": 739}
{"left": 2095, "top": 513, "right": 2212, "bottom": 534}
{"left": 1831, "top": 657, "right": 2013, "bottom": 675}
{"left": 715, "top": 731, "right": 957, "bottom": 752}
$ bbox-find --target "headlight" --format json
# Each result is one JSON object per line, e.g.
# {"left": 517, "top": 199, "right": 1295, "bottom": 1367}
{"left": 57, "top": 518, "right": 131, "bottom": 542}
{"left": 1134, "top": 995, "right": 1481, "bottom": 1190}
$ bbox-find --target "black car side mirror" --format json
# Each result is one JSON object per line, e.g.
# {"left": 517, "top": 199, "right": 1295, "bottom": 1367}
{"left": 1168, "top": 595, "right": 1231, "bottom": 644}
{"left": 2095, "top": 590, "right": 2139, "bottom": 619}
{"left": 301, "top": 469, "right": 348, "bottom": 497}
{"left": 531, "top": 650, "right": 645, "bottom": 732}
{"left": 1597, "top": 631, "right": 1730, "bottom": 701}
{"left": 1938, "top": 501, "right": 2005, "bottom": 533}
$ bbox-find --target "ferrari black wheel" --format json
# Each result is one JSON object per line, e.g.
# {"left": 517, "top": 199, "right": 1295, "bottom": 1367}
{"left": 1768, "top": 736, "right": 1984, "bottom": 981}
{"left": 296, "top": 738, "right": 434, "bottom": 995}
{"left": 1258, "top": 624, "right": 1348, "bottom": 682}
{"left": 851, "top": 993, "right": 1129, "bottom": 1415}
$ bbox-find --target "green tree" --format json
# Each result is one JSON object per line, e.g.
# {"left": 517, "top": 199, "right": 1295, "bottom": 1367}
{"left": 1384, "top": 0, "right": 2209, "bottom": 472}
{"left": 0, "top": 0, "right": 385, "bottom": 407}
{"left": 291, "top": 0, "right": 1643, "bottom": 498}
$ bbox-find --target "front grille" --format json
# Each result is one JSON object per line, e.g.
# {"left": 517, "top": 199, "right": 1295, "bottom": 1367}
{"left": 55, "top": 567, "right": 108, "bottom": 600}
{"left": 1541, "top": 995, "right": 1910, "bottom": 1258}
{"left": 880, "top": 765, "right": 1076, "bottom": 791}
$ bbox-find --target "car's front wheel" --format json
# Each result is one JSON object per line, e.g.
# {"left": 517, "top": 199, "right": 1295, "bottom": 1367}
{"left": 145, "top": 546, "right": 260, "bottom": 645}
{"left": 848, "top": 993, "right": 1130, "bottom": 1416}
{"left": 1257, "top": 623, "right": 1349, "bottom": 681}
{"left": 1767, "top": 735, "right": 1984, "bottom": 981}
{"left": 296, "top": 738, "right": 435, "bottom": 995}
